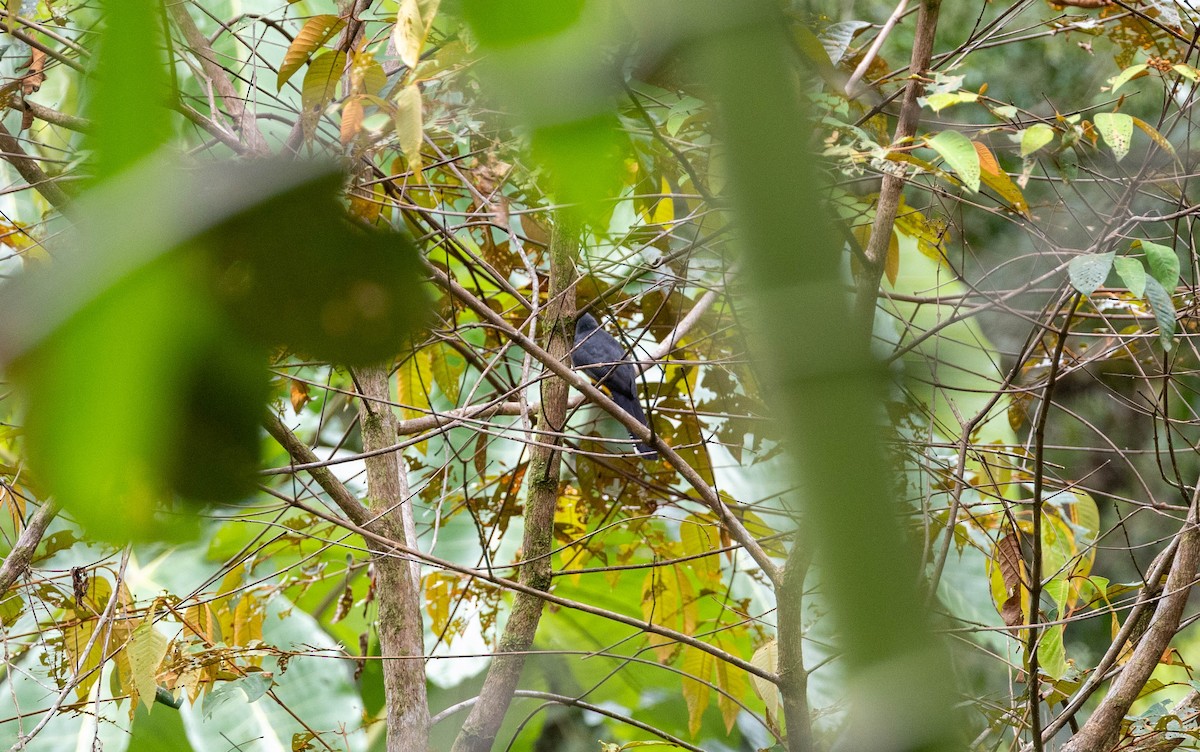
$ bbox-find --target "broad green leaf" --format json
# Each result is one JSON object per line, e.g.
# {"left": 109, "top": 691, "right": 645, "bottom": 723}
{"left": 1135, "top": 240, "right": 1180, "bottom": 289}
{"left": 302, "top": 50, "right": 346, "bottom": 116}
{"left": 277, "top": 14, "right": 345, "bottom": 90}
{"left": 89, "top": 0, "right": 171, "bottom": 178}
{"left": 1038, "top": 625, "right": 1068, "bottom": 680}
{"left": 1107, "top": 63, "right": 1148, "bottom": 93}
{"left": 921, "top": 91, "right": 978, "bottom": 112}
{"left": 1020, "top": 123, "right": 1055, "bottom": 157}
{"left": 1113, "top": 256, "right": 1146, "bottom": 298}
{"left": 1144, "top": 275, "right": 1177, "bottom": 351}
{"left": 461, "top": 0, "right": 584, "bottom": 47}
{"left": 1173, "top": 64, "right": 1200, "bottom": 81}
{"left": 927, "top": 130, "right": 980, "bottom": 192}
{"left": 1093, "top": 112, "right": 1133, "bottom": 161}
{"left": 1067, "top": 251, "right": 1114, "bottom": 295}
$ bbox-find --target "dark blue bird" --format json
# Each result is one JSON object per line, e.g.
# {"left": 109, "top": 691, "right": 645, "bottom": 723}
{"left": 572, "top": 313, "right": 656, "bottom": 458}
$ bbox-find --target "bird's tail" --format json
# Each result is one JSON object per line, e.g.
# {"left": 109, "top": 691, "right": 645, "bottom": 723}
{"left": 612, "top": 391, "right": 657, "bottom": 459}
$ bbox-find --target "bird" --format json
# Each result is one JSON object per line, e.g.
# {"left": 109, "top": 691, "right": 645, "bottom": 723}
{"left": 572, "top": 312, "right": 657, "bottom": 458}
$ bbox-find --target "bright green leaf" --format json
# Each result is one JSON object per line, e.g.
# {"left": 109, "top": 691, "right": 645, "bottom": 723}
{"left": 1107, "top": 64, "right": 1148, "bottom": 93}
{"left": 927, "top": 130, "right": 980, "bottom": 192}
{"left": 1113, "top": 256, "right": 1146, "bottom": 298}
{"left": 1020, "top": 124, "right": 1055, "bottom": 157}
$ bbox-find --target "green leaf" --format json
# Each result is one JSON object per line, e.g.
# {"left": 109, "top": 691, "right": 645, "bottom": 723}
{"left": 1173, "top": 64, "right": 1200, "bottom": 81}
{"left": 921, "top": 91, "right": 978, "bottom": 112}
{"left": 461, "top": 0, "right": 584, "bottom": 47}
{"left": 1143, "top": 275, "right": 1177, "bottom": 351}
{"left": 302, "top": 50, "right": 346, "bottom": 115}
{"left": 88, "top": 0, "right": 171, "bottom": 178}
{"left": 1136, "top": 240, "right": 1180, "bottom": 289}
{"left": 1113, "top": 256, "right": 1146, "bottom": 298}
{"left": 1020, "top": 124, "right": 1055, "bottom": 157}
{"left": 1067, "top": 251, "right": 1114, "bottom": 295}
{"left": 1038, "top": 625, "right": 1068, "bottom": 680}
{"left": 1093, "top": 112, "right": 1133, "bottom": 161}
{"left": 927, "top": 130, "right": 981, "bottom": 192}
{"left": 1107, "top": 63, "right": 1149, "bottom": 93}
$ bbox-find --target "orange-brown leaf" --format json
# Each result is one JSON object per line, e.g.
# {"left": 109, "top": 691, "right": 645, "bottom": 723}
{"left": 341, "top": 96, "right": 365, "bottom": 144}
{"left": 277, "top": 14, "right": 346, "bottom": 90}
{"left": 973, "top": 140, "right": 1001, "bottom": 176}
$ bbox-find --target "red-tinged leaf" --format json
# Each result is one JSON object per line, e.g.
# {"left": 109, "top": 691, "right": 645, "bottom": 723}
{"left": 277, "top": 14, "right": 346, "bottom": 90}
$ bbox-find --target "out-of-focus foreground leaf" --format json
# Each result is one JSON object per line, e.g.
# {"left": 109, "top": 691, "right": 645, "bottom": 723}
{"left": 1, "top": 160, "right": 428, "bottom": 542}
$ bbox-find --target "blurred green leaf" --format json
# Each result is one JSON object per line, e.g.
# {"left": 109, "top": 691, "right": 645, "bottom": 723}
{"left": 88, "top": 0, "right": 171, "bottom": 178}
{"left": 461, "top": 0, "right": 585, "bottom": 47}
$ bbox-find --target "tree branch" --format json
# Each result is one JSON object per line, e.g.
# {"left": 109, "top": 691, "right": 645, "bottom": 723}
{"left": 353, "top": 365, "right": 430, "bottom": 752}
{"left": 854, "top": 0, "right": 941, "bottom": 331}
{"left": 450, "top": 213, "right": 578, "bottom": 752}
{"left": 0, "top": 121, "right": 72, "bottom": 210}
{"left": 0, "top": 500, "right": 60, "bottom": 595}
{"left": 1060, "top": 496, "right": 1200, "bottom": 752}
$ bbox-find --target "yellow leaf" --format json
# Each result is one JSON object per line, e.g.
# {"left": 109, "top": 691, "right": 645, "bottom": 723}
{"left": 128, "top": 621, "right": 169, "bottom": 710}
{"left": 1131, "top": 116, "right": 1180, "bottom": 162}
{"left": 277, "top": 15, "right": 346, "bottom": 90}
{"left": 681, "top": 645, "right": 713, "bottom": 738}
{"left": 679, "top": 515, "right": 720, "bottom": 584}
{"left": 641, "top": 569, "right": 680, "bottom": 663}
{"left": 647, "top": 175, "right": 675, "bottom": 227}
{"left": 394, "top": 84, "right": 424, "bottom": 174}
{"left": 884, "top": 228, "right": 900, "bottom": 286}
{"left": 714, "top": 650, "right": 748, "bottom": 733}
{"left": 392, "top": 0, "right": 439, "bottom": 69}
{"left": 749, "top": 639, "right": 779, "bottom": 721}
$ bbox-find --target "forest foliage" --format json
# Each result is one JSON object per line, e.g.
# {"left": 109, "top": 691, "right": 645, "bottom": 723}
{"left": 2, "top": 1, "right": 1200, "bottom": 752}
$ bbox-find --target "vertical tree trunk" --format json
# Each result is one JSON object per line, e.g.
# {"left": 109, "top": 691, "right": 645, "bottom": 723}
{"left": 450, "top": 215, "right": 579, "bottom": 752}
{"left": 355, "top": 365, "right": 431, "bottom": 752}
